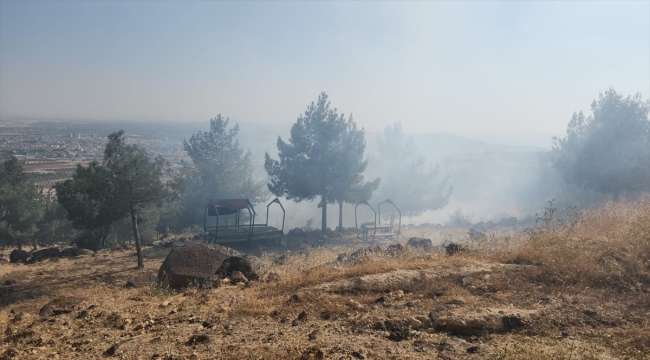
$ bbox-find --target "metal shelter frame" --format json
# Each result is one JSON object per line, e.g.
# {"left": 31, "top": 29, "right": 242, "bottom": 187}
{"left": 203, "top": 198, "right": 285, "bottom": 245}
{"left": 355, "top": 200, "right": 377, "bottom": 241}
{"left": 378, "top": 198, "right": 401, "bottom": 235}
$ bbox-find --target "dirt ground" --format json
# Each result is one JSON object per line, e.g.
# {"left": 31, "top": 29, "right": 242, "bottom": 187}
{"left": 0, "top": 219, "right": 648, "bottom": 359}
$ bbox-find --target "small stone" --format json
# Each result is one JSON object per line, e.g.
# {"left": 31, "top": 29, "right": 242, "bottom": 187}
{"left": 186, "top": 334, "right": 210, "bottom": 345}
{"left": 292, "top": 319, "right": 300, "bottom": 326}
{"left": 462, "top": 277, "right": 474, "bottom": 286}
{"left": 408, "top": 317, "right": 422, "bottom": 330}
{"left": 467, "top": 346, "right": 480, "bottom": 353}
{"left": 4, "top": 279, "right": 16, "bottom": 286}
{"left": 104, "top": 344, "right": 119, "bottom": 356}
{"left": 298, "top": 311, "right": 307, "bottom": 320}
{"left": 308, "top": 330, "right": 320, "bottom": 340}
{"left": 123, "top": 280, "right": 137, "bottom": 288}
{"left": 2, "top": 348, "right": 18, "bottom": 358}
{"left": 13, "top": 312, "right": 25, "bottom": 322}
{"left": 583, "top": 309, "right": 597, "bottom": 317}
{"left": 159, "top": 301, "right": 170, "bottom": 308}
{"left": 288, "top": 294, "right": 300, "bottom": 303}
{"left": 447, "top": 299, "right": 465, "bottom": 305}
{"left": 415, "top": 316, "right": 431, "bottom": 328}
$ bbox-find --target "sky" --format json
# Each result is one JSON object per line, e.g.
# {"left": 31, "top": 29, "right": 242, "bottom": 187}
{"left": 1, "top": 1, "right": 648, "bottom": 141}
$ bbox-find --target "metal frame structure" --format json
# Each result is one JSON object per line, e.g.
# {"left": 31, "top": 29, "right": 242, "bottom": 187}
{"left": 203, "top": 198, "right": 285, "bottom": 245}
{"left": 355, "top": 200, "right": 377, "bottom": 241}
{"left": 378, "top": 198, "right": 401, "bottom": 235}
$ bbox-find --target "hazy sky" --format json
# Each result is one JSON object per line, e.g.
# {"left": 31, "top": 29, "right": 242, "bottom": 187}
{"left": 1, "top": 1, "right": 648, "bottom": 138}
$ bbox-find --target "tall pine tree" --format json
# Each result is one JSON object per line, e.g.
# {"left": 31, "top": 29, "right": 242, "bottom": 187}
{"left": 180, "top": 115, "right": 266, "bottom": 229}
{"left": 330, "top": 118, "right": 379, "bottom": 230}
{"left": 265, "top": 92, "right": 375, "bottom": 231}
{"left": 103, "top": 131, "right": 181, "bottom": 267}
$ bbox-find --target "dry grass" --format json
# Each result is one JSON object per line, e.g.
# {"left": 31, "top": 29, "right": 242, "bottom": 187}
{"left": 497, "top": 196, "right": 650, "bottom": 290}
{"left": 0, "top": 196, "right": 649, "bottom": 359}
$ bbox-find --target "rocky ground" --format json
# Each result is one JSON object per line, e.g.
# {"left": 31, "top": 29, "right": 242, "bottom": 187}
{"left": 0, "top": 203, "right": 649, "bottom": 359}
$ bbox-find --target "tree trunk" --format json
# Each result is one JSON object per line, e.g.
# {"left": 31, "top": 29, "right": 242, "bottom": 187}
{"left": 130, "top": 207, "right": 144, "bottom": 268}
{"left": 321, "top": 194, "right": 327, "bottom": 233}
{"left": 100, "top": 227, "right": 107, "bottom": 249}
{"left": 338, "top": 201, "right": 343, "bottom": 231}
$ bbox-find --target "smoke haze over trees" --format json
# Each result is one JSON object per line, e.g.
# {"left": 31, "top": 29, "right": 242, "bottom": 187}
{"left": 369, "top": 122, "right": 452, "bottom": 218}
{"left": 179, "top": 115, "right": 267, "bottom": 231}
{"left": 553, "top": 88, "right": 650, "bottom": 199}
{"left": 2, "top": 88, "right": 649, "bottom": 248}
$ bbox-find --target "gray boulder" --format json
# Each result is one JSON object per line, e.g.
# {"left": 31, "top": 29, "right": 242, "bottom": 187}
{"left": 29, "top": 248, "right": 60, "bottom": 262}
{"left": 9, "top": 249, "right": 30, "bottom": 263}
{"left": 158, "top": 243, "right": 263, "bottom": 289}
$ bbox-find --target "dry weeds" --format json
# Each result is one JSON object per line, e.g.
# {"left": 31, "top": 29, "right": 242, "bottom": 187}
{"left": 0, "top": 197, "right": 649, "bottom": 359}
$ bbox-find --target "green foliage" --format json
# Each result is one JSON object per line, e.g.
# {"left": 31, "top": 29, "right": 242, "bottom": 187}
{"left": 179, "top": 115, "right": 266, "bottom": 230}
{"left": 103, "top": 130, "right": 181, "bottom": 267}
{"left": 265, "top": 92, "right": 376, "bottom": 231}
{"left": 35, "top": 190, "right": 75, "bottom": 246}
{"left": 553, "top": 88, "right": 650, "bottom": 198}
{"left": 0, "top": 156, "right": 45, "bottom": 246}
{"left": 54, "top": 161, "right": 123, "bottom": 248}
{"left": 371, "top": 122, "right": 452, "bottom": 217}
{"left": 330, "top": 118, "right": 380, "bottom": 205}
{"left": 54, "top": 131, "right": 181, "bottom": 259}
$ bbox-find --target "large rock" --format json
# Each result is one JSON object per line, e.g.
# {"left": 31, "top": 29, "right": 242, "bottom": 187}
{"left": 9, "top": 249, "right": 30, "bottom": 263}
{"left": 29, "top": 248, "right": 60, "bottom": 262}
{"left": 158, "top": 243, "right": 263, "bottom": 289}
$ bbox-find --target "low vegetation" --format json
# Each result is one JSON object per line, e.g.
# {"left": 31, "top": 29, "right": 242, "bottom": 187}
{"left": 0, "top": 197, "right": 648, "bottom": 359}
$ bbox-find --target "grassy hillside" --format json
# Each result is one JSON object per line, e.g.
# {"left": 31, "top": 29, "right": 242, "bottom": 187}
{"left": 0, "top": 197, "right": 648, "bottom": 359}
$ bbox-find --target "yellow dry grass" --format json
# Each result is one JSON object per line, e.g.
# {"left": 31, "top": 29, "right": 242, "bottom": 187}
{"left": 0, "top": 196, "right": 648, "bottom": 359}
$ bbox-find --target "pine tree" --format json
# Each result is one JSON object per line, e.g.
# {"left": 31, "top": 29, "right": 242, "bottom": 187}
{"left": 330, "top": 119, "right": 379, "bottom": 230}
{"left": 180, "top": 115, "right": 267, "bottom": 229}
{"left": 103, "top": 130, "right": 180, "bottom": 267}
{"left": 265, "top": 92, "right": 374, "bottom": 231}
{"left": 0, "top": 156, "right": 45, "bottom": 248}
{"left": 553, "top": 88, "right": 650, "bottom": 198}
{"left": 55, "top": 161, "right": 122, "bottom": 249}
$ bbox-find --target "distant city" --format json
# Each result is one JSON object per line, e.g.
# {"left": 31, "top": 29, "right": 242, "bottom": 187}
{"left": 1, "top": 120, "right": 191, "bottom": 187}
